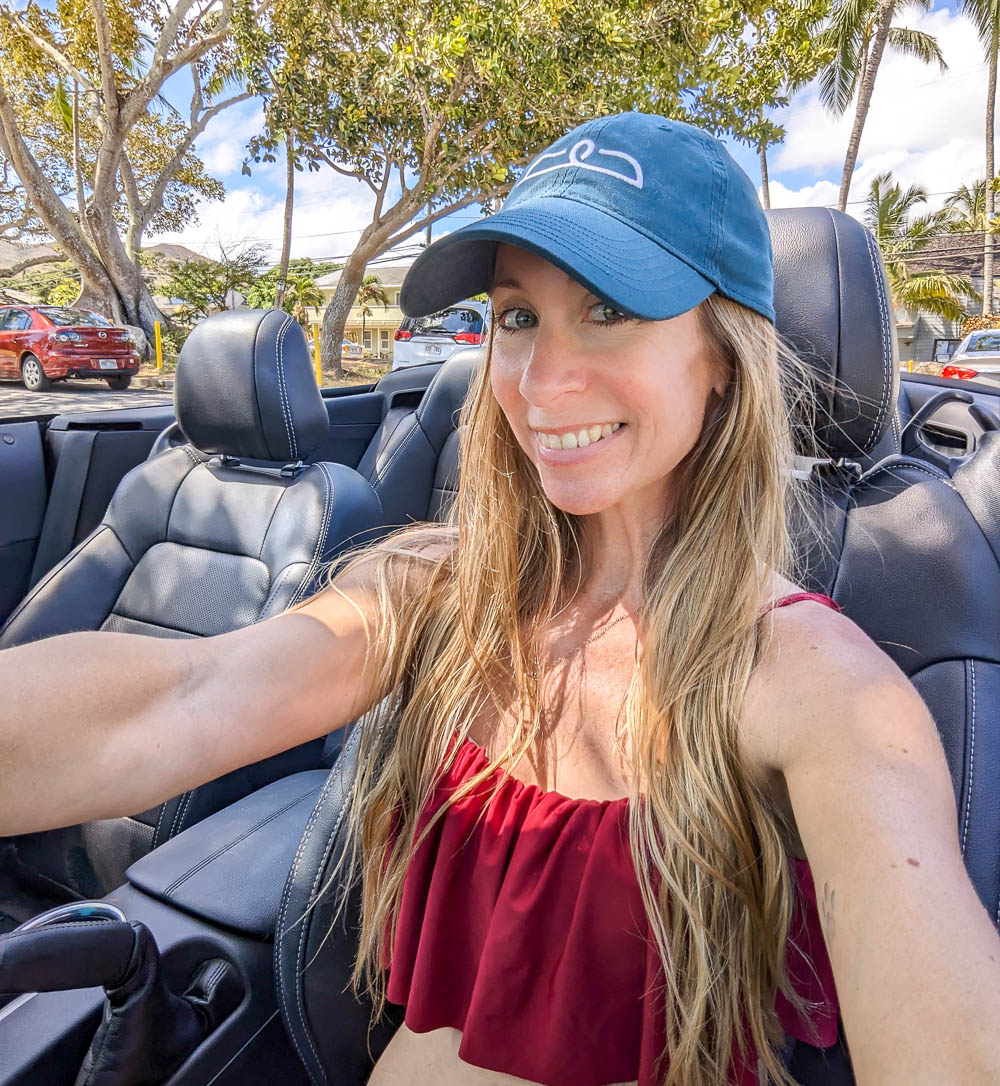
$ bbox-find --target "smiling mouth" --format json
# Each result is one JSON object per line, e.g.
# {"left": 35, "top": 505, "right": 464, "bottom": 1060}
{"left": 536, "top": 422, "right": 623, "bottom": 450}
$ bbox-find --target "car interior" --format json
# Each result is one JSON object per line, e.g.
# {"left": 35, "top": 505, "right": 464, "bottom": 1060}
{"left": 0, "top": 206, "right": 999, "bottom": 1085}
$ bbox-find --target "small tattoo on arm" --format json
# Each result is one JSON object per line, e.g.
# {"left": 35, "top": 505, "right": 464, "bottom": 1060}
{"left": 821, "top": 881, "right": 836, "bottom": 946}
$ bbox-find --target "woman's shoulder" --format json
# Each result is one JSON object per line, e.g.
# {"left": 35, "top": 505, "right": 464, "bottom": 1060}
{"left": 742, "top": 578, "right": 905, "bottom": 774}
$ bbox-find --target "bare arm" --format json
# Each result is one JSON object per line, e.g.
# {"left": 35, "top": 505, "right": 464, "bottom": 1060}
{"left": 751, "top": 606, "right": 1000, "bottom": 1085}
{"left": 0, "top": 561, "right": 387, "bottom": 837}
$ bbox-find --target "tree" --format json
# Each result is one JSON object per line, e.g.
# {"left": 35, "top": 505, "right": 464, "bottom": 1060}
{"left": 275, "top": 130, "right": 295, "bottom": 308}
{"left": 817, "top": 0, "right": 946, "bottom": 211}
{"left": 283, "top": 274, "right": 324, "bottom": 328}
{"left": 355, "top": 273, "right": 390, "bottom": 350}
{"left": 944, "top": 180, "right": 989, "bottom": 233}
{"left": 743, "top": 2, "right": 834, "bottom": 209}
{"left": 240, "top": 0, "right": 832, "bottom": 371}
{"left": 244, "top": 256, "right": 340, "bottom": 308}
{"left": 166, "top": 241, "right": 268, "bottom": 324}
{"left": 960, "top": 0, "right": 1000, "bottom": 314}
{"left": 865, "top": 170, "right": 979, "bottom": 320}
{"left": 0, "top": 0, "right": 258, "bottom": 345}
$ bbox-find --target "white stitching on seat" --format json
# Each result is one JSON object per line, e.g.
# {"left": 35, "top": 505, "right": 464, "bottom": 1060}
{"left": 373, "top": 416, "right": 424, "bottom": 494}
{"left": 275, "top": 766, "right": 346, "bottom": 1085}
{"left": 287, "top": 464, "right": 334, "bottom": 610}
{"left": 259, "top": 566, "right": 302, "bottom": 620}
{"left": 152, "top": 801, "right": 168, "bottom": 849}
{"left": 275, "top": 315, "right": 297, "bottom": 460}
{"left": 861, "top": 460, "right": 959, "bottom": 493}
{"left": 168, "top": 790, "right": 194, "bottom": 840}
{"left": 861, "top": 227, "right": 892, "bottom": 453}
{"left": 293, "top": 730, "right": 363, "bottom": 1078}
{"left": 961, "top": 660, "right": 976, "bottom": 857}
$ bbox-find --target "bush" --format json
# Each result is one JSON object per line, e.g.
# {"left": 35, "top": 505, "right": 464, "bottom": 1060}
{"left": 961, "top": 314, "right": 1000, "bottom": 336}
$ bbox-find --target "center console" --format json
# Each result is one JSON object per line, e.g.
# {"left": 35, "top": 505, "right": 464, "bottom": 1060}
{"left": 0, "top": 771, "right": 327, "bottom": 1086}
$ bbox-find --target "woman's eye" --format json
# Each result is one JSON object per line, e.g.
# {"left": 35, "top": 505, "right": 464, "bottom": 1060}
{"left": 497, "top": 307, "right": 537, "bottom": 332}
{"left": 589, "top": 301, "right": 628, "bottom": 325}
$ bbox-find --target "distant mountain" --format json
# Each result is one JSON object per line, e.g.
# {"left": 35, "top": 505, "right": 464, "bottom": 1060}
{"left": 0, "top": 240, "right": 208, "bottom": 276}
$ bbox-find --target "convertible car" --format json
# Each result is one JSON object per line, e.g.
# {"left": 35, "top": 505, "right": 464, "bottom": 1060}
{"left": 0, "top": 207, "right": 998, "bottom": 1086}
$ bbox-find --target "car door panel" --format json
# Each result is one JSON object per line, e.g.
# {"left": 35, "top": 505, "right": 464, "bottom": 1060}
{"left": 0, "top": 309, "right": 22, "bottom": 376}
{"left": 899, "top": 373, "right": 1000, "bottom": 465}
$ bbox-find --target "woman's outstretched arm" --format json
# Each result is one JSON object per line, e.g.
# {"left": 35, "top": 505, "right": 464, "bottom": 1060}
{"left": 0, "top": 562, "right": 386, "bottom": 837}
{"left": 754, "top": 604, "right": 1000, "bottom": 1085}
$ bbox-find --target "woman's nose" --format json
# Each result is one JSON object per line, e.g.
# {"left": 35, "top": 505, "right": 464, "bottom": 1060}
{"left": 517, "top": 324, "right": 586, "bottom": 405}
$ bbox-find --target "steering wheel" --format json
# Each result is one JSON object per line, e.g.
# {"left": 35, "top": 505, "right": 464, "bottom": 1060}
{"left": 899, "top": 389, "right": 1000, "bottom": 475}
{"left": 146, "top": 421, "right": 190, "bottom": 462}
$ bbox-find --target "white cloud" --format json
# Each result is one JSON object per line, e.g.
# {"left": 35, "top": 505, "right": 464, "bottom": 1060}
{"left": 771, "top": 6, "right": 993, "bottom": 210}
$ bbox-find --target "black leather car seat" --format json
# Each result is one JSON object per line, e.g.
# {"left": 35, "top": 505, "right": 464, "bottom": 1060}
{"left": 354, "top": 349, "right": 482, "bottom": 529}
{"left": 274, "top": 208, "right": 1000, "bottom": 1086}
{"left": 0, "top": 309, "right": 383, "bottom": 911}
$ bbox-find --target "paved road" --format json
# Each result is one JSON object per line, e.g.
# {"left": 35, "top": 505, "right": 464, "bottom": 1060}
{"left": 0, "top": 379, "right": 173, "bottom": 418}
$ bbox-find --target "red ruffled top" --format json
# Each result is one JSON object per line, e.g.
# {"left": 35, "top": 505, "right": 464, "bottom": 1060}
{"left": 385, "top": 592, "right": 842, "bottom": 1085}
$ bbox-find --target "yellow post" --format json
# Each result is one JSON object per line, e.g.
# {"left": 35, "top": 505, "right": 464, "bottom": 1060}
{"left": 154, "top": 320, "right": 163, "bottom": 371}
{"left": 313, "top": 324, "right": 323, "bottom": 386}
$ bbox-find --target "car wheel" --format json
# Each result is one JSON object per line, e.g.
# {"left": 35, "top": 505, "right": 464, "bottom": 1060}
{"left": 105, "top": 375, "right": 132, "bottom": 391}
{"left": 21, "top": 354, "right": 52, "bottom": 392}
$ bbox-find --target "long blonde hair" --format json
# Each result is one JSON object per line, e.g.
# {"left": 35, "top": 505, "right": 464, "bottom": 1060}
{"left": 309, "top": 292, "right": 833, "bottom": 1085}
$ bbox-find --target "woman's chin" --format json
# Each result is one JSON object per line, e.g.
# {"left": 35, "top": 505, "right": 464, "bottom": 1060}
{"left": 539, "top": 482, "right": 619, "bottom": 517}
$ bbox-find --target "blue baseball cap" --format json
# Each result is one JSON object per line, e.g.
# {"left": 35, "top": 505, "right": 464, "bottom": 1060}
{"left": 399, "top": 112, "right": 775, "bottom": 324}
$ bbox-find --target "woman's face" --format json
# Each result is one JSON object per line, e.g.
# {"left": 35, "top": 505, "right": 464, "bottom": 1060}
{"left": 488, "top": 244, "right": 727, "bottom": 522}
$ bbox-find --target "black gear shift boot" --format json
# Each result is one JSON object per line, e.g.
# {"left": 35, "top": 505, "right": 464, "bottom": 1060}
{"left": 0, "top": 906, "right": 242, "bottom": 1085}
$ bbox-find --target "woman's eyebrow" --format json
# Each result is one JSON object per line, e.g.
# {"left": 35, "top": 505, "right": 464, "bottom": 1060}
{"left": 490, "top": 277, "right": 522, "bottom": 291}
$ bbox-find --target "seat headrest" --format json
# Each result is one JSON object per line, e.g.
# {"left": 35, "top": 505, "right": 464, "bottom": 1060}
{"left": 174, "top": 309, "right": 330, "bottom": 462}
{"left": 767, "top": 207, "right": 899, "bottom": 460}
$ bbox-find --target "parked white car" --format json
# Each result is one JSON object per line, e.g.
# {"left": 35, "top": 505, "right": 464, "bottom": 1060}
{"left": 942, "top": 329, "right": 1000, "bottom": 387}
{"left": 392, "top": 301, "right": 488, "bottom": 370}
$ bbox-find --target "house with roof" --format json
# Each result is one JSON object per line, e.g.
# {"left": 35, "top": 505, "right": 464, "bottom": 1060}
{"left": 311, "top": 261, "right": 415, "bottom": 359}
{"left": 896, "top": 231, "right": 993, "bottom": 362}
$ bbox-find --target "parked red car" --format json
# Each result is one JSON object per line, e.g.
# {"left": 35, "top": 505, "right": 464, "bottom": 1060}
{"left": 0, "top": 305, "right": 140, "bottom": 392}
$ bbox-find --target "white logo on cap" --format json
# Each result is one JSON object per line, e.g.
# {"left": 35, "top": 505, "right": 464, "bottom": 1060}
{"left": 514, "top": 139, "right": 644, "bottom": 190}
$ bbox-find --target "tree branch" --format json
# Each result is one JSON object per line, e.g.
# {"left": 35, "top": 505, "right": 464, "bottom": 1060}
{"left": 89, "top": 0, "right": 120, "bottom": 128}
{"left": 372, "top": 144, "right": 394, "bottom": 221}
{"left": 0, "top": 10, "right": 97, "bottom": 94}
{"left": 0, "top": 71, "right": 106, "bottom": 282}
{"left": 383, "top": 183, "right": 512, "bottom": 250}
{"left": 138, "top": 88, "right": 254, "bottom": 236}
{"left": 315, "top": 150, "right": 378, "bottom": 193}
{"left": 0, "top": 252, "right": 66, "bottom": 277}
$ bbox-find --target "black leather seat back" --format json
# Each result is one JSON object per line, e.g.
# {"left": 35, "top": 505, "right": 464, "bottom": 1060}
{"left": 0, "top": 311, "right": 383, "bottom": 903}
{"left": 357, "top": 351, "right": 481, "bottom": 528}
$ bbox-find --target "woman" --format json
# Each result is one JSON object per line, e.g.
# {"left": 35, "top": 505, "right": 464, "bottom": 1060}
{"left": 2, "top": 113, "right": 1000, "bottom": 1085}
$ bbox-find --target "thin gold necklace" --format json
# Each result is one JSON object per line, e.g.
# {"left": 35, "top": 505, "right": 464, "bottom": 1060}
{"left": 550, "top": 611, "right": 632, "bottom": 663}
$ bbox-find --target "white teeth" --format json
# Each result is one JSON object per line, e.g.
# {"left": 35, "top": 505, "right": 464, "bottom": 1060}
{"left": 537, "top": 423, "right": 623, "bottom": 450}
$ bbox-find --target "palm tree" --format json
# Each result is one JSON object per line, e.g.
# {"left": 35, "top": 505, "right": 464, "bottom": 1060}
{"left": 283, "top": 274, "right": 324, "bottom": 328}
{"left": 959, "top": 0, "right": 1000, "bottom": 313}
{"left": 944, "top": 180, "right": 989, "bottom": 232}
{"left": 865, "top": 171, "right": 979, "bottom": 320}
{"left": 355, "top": 274, "right": 391, "bottom": 353}
{"left": 275, "top": 131, "right": 295, "bottom": 309}
{"left": 818, "top": 0, "right": 946, "bottom": 211}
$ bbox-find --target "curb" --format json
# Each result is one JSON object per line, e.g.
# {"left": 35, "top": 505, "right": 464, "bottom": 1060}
{"left": 134, "top": 375, "right": 174, "bottom": 390}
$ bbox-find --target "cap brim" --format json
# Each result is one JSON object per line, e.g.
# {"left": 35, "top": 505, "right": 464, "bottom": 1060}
{"left": 399, "top": 196, "right": 716, "bottom": 321}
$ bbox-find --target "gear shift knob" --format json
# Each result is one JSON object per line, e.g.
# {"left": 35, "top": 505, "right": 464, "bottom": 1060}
{"left": 0, "top": 903, "right": 241, "bottom": 1086}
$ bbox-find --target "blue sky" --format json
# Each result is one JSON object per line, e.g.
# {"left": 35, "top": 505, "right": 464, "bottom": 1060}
{"left": 149, "top": 0, "right": 994, "bottom": 266}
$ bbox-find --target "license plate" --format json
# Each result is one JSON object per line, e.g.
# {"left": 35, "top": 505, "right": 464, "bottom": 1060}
{"left": 98, "top": 358, "right": 118, "bottom": 369}
{"left": 426, "top": 343, "right": 441, "bottom": 355}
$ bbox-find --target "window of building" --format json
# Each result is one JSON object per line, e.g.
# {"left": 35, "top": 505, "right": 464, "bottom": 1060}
{"left": 380, "top": 329, "right": 390, "bottom": 354}
{"left": 933, "top": 338, "right": 962, "bottom": 362}
{"left": 363, "top": 329, "right": 373, "bottom": 352}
